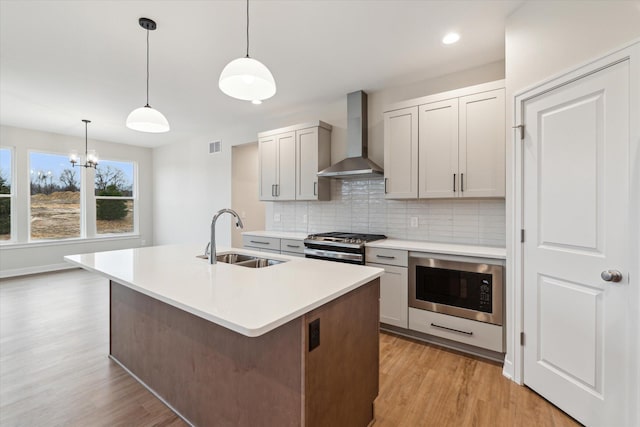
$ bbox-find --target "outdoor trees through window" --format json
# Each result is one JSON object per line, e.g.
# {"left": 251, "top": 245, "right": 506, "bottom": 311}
{"left": 29, "top": 152, "right": 81, "bottom": 240}
{"left": 0, "top": 148, "right": 12, "bottom": 240}
{"left": 95, "top": 160, "right": 134, "bottom": 235}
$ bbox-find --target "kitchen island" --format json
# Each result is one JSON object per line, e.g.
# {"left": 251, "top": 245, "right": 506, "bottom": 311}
{"left": 65, "top": 244, "right": 383, "bottom": 427}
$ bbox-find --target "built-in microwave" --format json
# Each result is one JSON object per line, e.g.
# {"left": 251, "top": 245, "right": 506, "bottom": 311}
{"left": 409, "top": 253, "right": 504, "bottom": 326}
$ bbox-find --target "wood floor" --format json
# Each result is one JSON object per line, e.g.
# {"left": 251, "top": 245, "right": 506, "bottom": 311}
{"left": 0, "top": 269, "right": 579, "bottom": 427}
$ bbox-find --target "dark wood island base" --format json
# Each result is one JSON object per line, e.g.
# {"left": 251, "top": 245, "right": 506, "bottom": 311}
{"left": 109, "top": 278, "right": 380, "bottom": 427}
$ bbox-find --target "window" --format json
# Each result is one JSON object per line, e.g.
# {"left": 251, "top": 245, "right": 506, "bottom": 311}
{"left": 0, "top": 148, "right": 12, "bottom": 241}
{"left": 29, "top": 151, "right": 81, "bottom": 240}
{"left": 95, "top": 160, "right": 135, "bottom": 235}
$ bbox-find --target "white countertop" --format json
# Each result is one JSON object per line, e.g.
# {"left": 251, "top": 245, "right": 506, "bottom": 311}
{"left": 242, "top": 230, "right": 308, "bottom": 240}
{"left": 65, "top": 244, "right": 383, "bottom": 338}
{"left": 366, "top": 239, "right": 506, "bottom": 259}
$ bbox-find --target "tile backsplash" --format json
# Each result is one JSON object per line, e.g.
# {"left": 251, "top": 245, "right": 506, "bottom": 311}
{"left": 266, "top": 178, "right": 505, "bottom": 247}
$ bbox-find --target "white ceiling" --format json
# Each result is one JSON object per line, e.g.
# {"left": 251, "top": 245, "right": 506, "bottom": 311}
{"left": 0, "top": 0, "right": 523, "bottom": 148}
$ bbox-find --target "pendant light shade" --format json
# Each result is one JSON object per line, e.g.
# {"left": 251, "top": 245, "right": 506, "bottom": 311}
{"left": 219, "top": 0, "right": 276, "bottom": 102}
{"left": 127, "top": 17, "right": 170, "bottom": 133}
{"left": 219, "top": 57, "right": 276, "bottom": 101}
{"left": 126, "top": 105, "right": 170, "bottom": 133}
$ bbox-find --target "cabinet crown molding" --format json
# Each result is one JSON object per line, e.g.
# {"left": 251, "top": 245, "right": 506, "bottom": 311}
{"left": 258, "top": 120, "right": 332, "bottom": 138}
{"left": 384, "top": 79, "right": 505, "bottom": 113}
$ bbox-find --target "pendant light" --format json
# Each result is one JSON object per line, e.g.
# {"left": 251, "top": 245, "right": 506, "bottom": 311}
{"left": 70, "top": 120, "right": 99, "bottom": 169}
{"left": 126, "top": 17, "right": 170, "bottom": 133}
{"left": 219, "top": 0, "right": 276, "bottom": 103}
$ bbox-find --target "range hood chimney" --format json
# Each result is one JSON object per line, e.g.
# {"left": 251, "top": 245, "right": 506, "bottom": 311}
{"left": 317, "top": 91, "right": 384, "bottom": 179}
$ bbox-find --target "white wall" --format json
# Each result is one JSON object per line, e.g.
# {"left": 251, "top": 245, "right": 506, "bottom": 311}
{"left": 153, "top": 60, "right": 505, "bottom": 248}
{"left": 0, "top": 125, "right": 153, "bottom": 277}
{"left": 504, "top": 1, "right": 640, "bottom": 423}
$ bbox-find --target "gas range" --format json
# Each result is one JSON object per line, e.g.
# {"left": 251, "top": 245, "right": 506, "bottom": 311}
{"left": 304, "top": 232, "right": 387, "bottom": 264}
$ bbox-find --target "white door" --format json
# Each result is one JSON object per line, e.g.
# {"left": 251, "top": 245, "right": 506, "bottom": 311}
{"left": 383, "top": 107, "right": 418, "bottom": 199}
{"left": 523, "top": 59, "right": 630, "bottom": 426}
{"left": 374, "top": 264, "right": 408, "bottom": 329}
{"left": 418, "top": 99, "right": 458, "bottom": 198}
{"left": 459, "top": 88, "right": 505, "bottom": 197}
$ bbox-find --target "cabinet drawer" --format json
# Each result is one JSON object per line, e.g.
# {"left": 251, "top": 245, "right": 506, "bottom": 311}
{"left": 365, "top": 247, "right": 408, "bottom": 267}
{"left": 242, "top": 235, "right": 281, "bottom": 251}
{"left": 409, "top": 308, "right": 503, "bottom": 352}
{"left": 281, "top": 239, "right": 304, "bottom": 254}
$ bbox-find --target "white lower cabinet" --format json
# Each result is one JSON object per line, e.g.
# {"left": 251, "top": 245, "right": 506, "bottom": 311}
{"left": 408, "top": 308, "right": 503, "bottom": 352}
{"left": 243, "top": 234, "right": 305, "bottom": 257}
{"left": 242, "top": 235, "right": 281, "bottom": 252}
{"left": 366, "top": 247, "right": 408, "bottom": 329}
{"left": 280, "top": 239, "right": 305, "bottom": 256}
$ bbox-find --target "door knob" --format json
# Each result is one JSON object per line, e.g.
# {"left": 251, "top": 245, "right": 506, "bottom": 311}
{"left": 601, "top": 270, "right": 623, "bottom": 282}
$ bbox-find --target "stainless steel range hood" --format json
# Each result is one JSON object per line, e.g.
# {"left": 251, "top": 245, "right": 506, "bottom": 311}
{"left": 317, "top": 91, "right": 383, "bottom": 179}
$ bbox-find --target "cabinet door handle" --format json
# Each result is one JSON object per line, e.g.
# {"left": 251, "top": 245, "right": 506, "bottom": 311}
{"left": 250, "top": 240, "right": 270, "bottom": 245}
{"left": 313, "top": 182, "right": 317, "bottom": 196}
{"left": 453, "top": 174, "right": 456, "bottom": 192}
{"left": 461, "top": 173, "right": 464, "bottom": 192}
{"left": 276, "top": 184, "right": 280, "bottom": 197}
{"left": 271, "top": 184, "right": 276, "bottom": 197}
{"left": 430, "top": 323, "right": 473, "bottom": 336}
{"left": 376, "top": 255, "right": 396, "bottom": 259}
{"left": 384, "top": 178, "right": 388, "bottom": 194}
{"left": 286, "top": 244, "right": 300, "bottom": 248}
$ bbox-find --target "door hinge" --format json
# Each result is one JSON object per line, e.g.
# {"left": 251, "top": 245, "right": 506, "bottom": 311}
{"left": 520, "top": 229, "right": 525, "bottom": 243}
{"left": 520, "top": 332, "right": 525, "bottom": 346}
{"left": 513, "top": 124, "right": 525, "bottom": 140}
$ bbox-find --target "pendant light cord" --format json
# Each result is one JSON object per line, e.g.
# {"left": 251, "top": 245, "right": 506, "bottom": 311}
{"left": 146, "top": 29, "right": 150, "bottom": 107}
{"left": 84, "top": 121, "right": 88, "bottom": 156}
{"left": 246, "top": 0, "right": 250, "bottom": 58}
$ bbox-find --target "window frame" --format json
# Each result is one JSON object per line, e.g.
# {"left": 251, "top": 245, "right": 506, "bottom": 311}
{"left": 93, "top": 158, "right": 138, "bottom": 237}
{"left": 0, "top": 146, "right": 16, "bottom": 243}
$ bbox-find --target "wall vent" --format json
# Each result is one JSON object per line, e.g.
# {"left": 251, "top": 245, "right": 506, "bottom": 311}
{"left": 209, "top": 140, "right": 222, "bottom": 154}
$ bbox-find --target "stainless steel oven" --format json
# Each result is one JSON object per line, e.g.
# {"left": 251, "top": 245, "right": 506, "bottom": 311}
{"left": 409, "top": 254, "right": 504, "bottom": 326}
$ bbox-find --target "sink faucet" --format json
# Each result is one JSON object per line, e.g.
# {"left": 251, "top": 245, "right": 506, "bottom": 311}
{"left": 210, "top": 208, "right": 244, "bottom": 264}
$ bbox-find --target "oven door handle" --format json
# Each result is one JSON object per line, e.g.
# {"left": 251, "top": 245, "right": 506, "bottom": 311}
{"left": 304, "top": 248, "right": 363, "bottom": 263}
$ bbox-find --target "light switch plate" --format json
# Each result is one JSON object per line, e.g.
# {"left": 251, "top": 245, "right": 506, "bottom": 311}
{"left": 303, "top": 214, "right": 308, "bottom": 224}
{"left": 274, "top": 213, "right": 281, "bottom": 222}
{"left": 410, "top": 217, "right": 418, "bottom": 228}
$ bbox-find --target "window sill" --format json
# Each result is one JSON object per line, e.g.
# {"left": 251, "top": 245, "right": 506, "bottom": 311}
{"left": 0, "top": 234, "right": 143, "bottom": 250}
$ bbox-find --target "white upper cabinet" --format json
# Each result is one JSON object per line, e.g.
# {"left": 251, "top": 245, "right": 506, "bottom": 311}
{"left": 296, "top": 126, "right": 331, "bottom": 201}
{"left": 458, "top": 89, "right": 505, "bottom": 198}
{"left": 258, "top": 121, "right": 332, "bottom": 201}
{"left": 276, "top": 131, "right": 296, "bottom": 200}
{"left": 418, "top": 99, "right": 459, "bottom": 198}
{"left": 384, "top": 80, "right": 506, "bottom": 199}
{"left": 258, "top": 135, "right": 278, "bottom": 201}
{"left": 383, "top": 106, "right": 418, "bottom": 199}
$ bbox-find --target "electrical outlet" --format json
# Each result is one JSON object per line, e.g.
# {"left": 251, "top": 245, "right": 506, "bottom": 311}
{"left": 410, "top": 217, "right": 418, "bottom": 228}
{"left": 274, "top": 213, "right": 281, "bottom": 222}
{"left": 303, "top": 214, "right": 308, "bottom": 224}
{"left": 141, "top": 239, "right": 146, "bottom": 246}
{"left": 309, "top": 319, "right": 320, "bottom": 351}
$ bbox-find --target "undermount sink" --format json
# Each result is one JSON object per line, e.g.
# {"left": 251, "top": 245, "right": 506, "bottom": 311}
{"left": 196, "top": 252, "right": 286, "bottom": 268}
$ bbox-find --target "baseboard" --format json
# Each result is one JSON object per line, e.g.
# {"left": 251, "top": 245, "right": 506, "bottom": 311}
{"left": 502, "top": 358, "right": 515, "bottom": 382}
{"left": 0, "top": 263, "right": 75, "bottom": 279}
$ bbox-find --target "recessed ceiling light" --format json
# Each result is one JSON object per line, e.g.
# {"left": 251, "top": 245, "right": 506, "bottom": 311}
{"left": 442, "top": 32, "right": 460, "bottom": 45}
{"left": 252, "top": 100, "right": 262, "bottom": 105}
